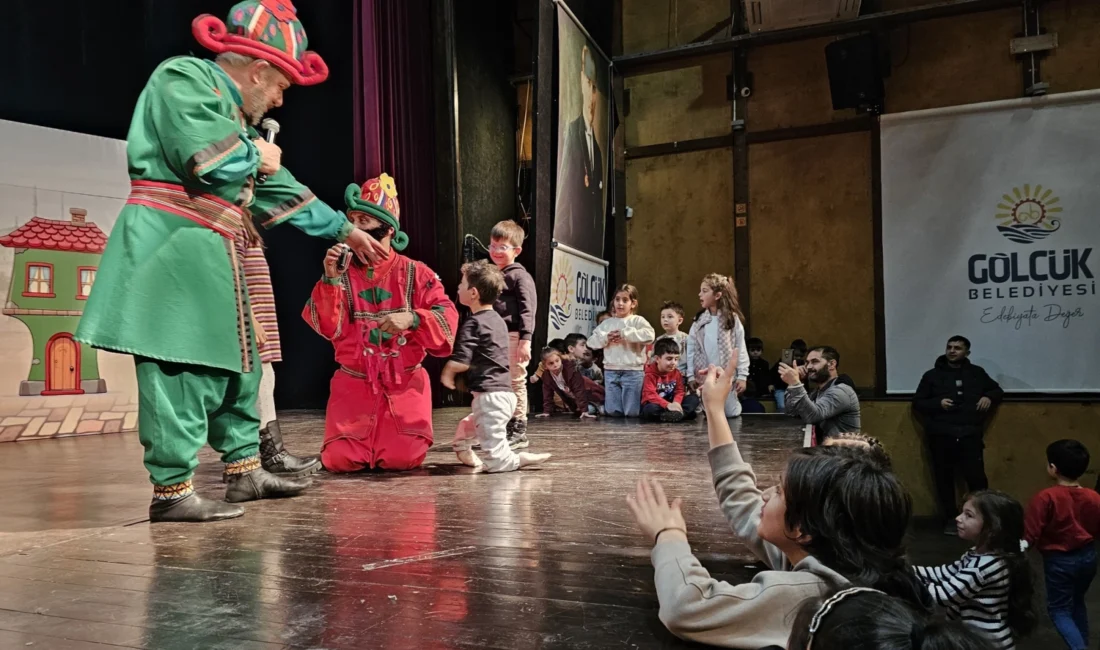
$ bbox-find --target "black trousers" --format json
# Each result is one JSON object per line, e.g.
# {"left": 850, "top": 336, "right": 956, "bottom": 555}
{"left": 927, "top": 434, "right": 988, "bottom": 521}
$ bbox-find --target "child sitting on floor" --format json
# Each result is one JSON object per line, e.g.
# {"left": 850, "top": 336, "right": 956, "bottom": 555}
{"left": 441, "top": 261, "right": 550, "bottom": 472}
{"left": 535, "top": 347, "right": 602, "bottom": 419}
{"left": 641, "top": 338, "right": 698, "bottom": 423}
{"left": 915, "top": 490, "right": 1036, "bottom": 649}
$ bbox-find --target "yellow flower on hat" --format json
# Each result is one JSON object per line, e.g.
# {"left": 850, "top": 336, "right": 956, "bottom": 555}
{"left": 379, "top": 173, "right": 398, "bottom": 198}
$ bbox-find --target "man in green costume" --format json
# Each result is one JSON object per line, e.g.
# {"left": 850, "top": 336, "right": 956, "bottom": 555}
{"left": 75, "top": 0, "right": 386, "bottom": 523}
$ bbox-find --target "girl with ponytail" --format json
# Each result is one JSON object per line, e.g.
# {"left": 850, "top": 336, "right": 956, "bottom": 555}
{"left": 914, "top": 490, "right": 1037, "bottom": 649}
{"left": 690, "top": 274, "right": 750, "bottom": 417}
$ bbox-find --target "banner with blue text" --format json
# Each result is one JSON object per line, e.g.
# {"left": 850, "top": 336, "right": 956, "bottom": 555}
{"left": 881, "top": 92, "right": 1100, "bottom": 393}
{"left": 547, "top": 244, "right": 607, "bottom": 341}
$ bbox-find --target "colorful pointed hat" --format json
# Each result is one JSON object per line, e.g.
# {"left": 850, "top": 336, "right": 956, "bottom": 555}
{"left": 345, "top": 174, "right": 407, "bottom": 251}
{"left": 192, "top": 0, "right": 328, "bottom": 86}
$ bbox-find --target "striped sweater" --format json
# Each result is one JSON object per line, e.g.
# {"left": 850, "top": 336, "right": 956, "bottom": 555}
{"left": 915, "top": 551, "right": 1014, "bottom": 649}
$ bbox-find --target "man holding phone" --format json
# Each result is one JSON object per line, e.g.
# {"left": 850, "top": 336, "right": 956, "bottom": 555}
{"left": 912, "top": 335, "right": 1003, "bottom": 535}
{"left": 777, "top": 345, "right": 860, "bottom": 444}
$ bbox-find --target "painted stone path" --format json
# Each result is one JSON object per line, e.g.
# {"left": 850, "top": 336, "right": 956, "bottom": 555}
{"left": 0, "top": 391, "right": 136, "bottom": 442}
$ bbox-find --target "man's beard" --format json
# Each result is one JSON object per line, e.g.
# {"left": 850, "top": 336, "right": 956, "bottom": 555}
{"left": 243, "top": 85, "right": 269, "bottom": 126}
{"left": 812, "top": 368, "right": 832, "bottom": 384}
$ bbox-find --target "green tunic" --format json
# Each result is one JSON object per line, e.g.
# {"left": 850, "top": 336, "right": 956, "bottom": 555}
{"left": 75, "top": 57, "right": 353, "bottom": 373}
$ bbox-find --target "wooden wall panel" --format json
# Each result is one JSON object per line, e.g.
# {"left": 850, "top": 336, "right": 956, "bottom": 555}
{"left": 748, "top": 132, "right": 875, "bottom": 386}
{"left": 1044, "top": 0, "right": 1100, "bottom": 93}
{"left": 626, "top": 149, "right": 733, "bottom": 327}
{"left": 747, "top": 38, "right": 857, "bottom": 132}
{"left": 624, "top": 59, "right": 731, "bottom": 146}
{"left": 885, "top": 10, "right": 1020, "bottom": 113}
{"left": 622, "top": 0, "right": 731, "bottom": 55}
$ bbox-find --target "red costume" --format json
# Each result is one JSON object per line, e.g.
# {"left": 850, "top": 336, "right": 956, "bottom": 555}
{"left": 302, "top": 175, "right": 458, "bottom": 472}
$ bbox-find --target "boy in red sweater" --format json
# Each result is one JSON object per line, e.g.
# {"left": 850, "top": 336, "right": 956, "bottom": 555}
{"left": 1025, "top": 439, "right": 1100, "bottom": 650}
{"left": 641, "top": 338, "right": 699, "bottom": 423}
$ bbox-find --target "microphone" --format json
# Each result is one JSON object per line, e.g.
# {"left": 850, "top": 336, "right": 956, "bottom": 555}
{"left": 257, "top": 118, "right": 281, "bottom": 184}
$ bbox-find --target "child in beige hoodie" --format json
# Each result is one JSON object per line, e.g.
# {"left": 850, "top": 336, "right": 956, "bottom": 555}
{"left": 627, "top": 357, "right": 928, "bottom": 649}
{"left": 587, "top": 284, "right": 654, "bottom": 417}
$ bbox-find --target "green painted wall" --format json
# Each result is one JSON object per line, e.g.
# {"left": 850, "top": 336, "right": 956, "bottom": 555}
{"left": 6, "top": 248, "right": 102, "bottom": 381}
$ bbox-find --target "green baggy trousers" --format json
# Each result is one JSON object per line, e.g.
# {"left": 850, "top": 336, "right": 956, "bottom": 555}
{"left": 136, "top": 355, "right": 261, "bottom": 487}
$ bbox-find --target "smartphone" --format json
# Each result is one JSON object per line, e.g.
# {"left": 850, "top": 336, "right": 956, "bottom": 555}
{"left": 781, "top": 348, "right": 794, "bottom": 366}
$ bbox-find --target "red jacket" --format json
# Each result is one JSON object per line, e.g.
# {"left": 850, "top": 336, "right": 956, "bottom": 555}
{"left": 1025, "top": 485, "right": 1100, "bottom": 552}
{"left": 643, "top": 365, "right": 684, "bottom": 408}
{"left": 543, "top": 359, "right": 604, "bottom": 415}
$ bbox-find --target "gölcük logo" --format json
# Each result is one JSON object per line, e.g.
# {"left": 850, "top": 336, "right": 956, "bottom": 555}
{"left": 995, "top": 184, "right": 1062, "bottom": 244}
{"left": 549, "top": 256, "right": 575, "bottom": 330}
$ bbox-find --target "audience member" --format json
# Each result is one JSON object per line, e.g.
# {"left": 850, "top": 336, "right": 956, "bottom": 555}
{"left": 778, "top": 345, "right": 860, "bottom": 443}
{"left": 641, "top": 338, "right": 698, "bottom": 422}
{"left": 654, "top": 301, "right": 690, "bottom": 380}
{"left": 535, "top": 347, "right": 602, "bottom": 419}
{"left": 787, "top": 587, "right": 995, "bottom": 650}
{"left": 912, "top": 335, "right": 1003, "bottom": 534}
{"left": 914, "top": 490, "right": 1036, "bottom": 650}
{"left": 588, "top": 284, "right": 655, "bottom": 417}
{"left": 745, "top": 337, "right": 771, "bottom": 399}
{"left": 689, "top": 274, "right": 749, "bottom": 417}
{"left": 625, "top": 357, "right": 927, "bottom": 649}
{"left": 1025, "top": 440, "right": 1100, "bottom": 650}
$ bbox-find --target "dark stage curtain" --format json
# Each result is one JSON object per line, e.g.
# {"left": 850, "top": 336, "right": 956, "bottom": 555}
{"left": 353, "top": 0, "right": 439, "bottom": 268}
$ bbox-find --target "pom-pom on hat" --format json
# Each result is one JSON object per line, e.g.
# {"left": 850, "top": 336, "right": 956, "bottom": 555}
{"left": 192, "top": 0, "right": 329, "bottom": 86}
{"left": 345, "top": 174, "right": 407, "bottom": 251}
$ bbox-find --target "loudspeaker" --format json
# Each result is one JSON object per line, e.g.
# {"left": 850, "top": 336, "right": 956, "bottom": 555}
{"left": 825, "top": 34, "right": 885, "bottom": 112}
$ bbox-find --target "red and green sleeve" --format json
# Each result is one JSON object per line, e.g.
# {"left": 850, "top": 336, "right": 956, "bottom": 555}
{"left": 251, "top": 165, "right": 355, "bottom": 242}
{"left": 302, "top": 276, "right": 346, "bottom": 341}
{"left": 409, "top": 264, "right": 458, "bottom": 357}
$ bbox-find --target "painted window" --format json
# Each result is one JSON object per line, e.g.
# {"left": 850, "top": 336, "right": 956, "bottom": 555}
{"left": 77, "top": 267, "right": 97, "bottom": 299}
{"left": 24, "top": 263, "right": 54, "bottom": 297}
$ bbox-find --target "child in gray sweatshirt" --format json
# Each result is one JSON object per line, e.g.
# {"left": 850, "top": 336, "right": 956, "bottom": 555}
{"left": 628, "top": 358, "right": 927, "bottom": 649}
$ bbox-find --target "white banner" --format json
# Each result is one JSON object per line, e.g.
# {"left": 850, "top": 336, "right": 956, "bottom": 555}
{"left": 547, "top": 243, "right": 607, "bottom": 340}
{"left": 881, "top": 92, "right": 1100, "bottom": 393}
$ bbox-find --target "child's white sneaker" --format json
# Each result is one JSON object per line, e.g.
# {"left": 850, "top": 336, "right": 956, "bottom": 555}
{"left": 518, "top": 452, "right": 551, "bottom": 468}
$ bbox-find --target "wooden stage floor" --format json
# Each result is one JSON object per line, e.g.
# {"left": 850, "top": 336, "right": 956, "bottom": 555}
{"left": 0, "top": 410, "right": 807, "bottom": 650}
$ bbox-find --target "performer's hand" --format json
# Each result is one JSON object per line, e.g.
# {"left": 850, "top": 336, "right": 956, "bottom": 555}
{"left": 517, "top": 340, "right": 532, "bottom": 364}
{"left": 626, "top": 477, "right": 688, "bottom": 545}
{"left": 323, "top": 245, "right": 343, "bottom": 278}
{"left": 378, "top": 312, "right": 415, "bottom": 334}
{"left": 440, "top": 369, "right": 456, "bottom": 390}
{"left": 941, "top": 398, "right": 955, "bottom": 410}
{"left": 667, "top": 402, "right": 684, "bottom": 414}
{"left": 344, "top": 228, "right": 388, "bottom": 264}
{"left": 253, "top": 139, "right": 282, "bottom": 175}
{"left": 778, "top": 362, "right": 802, "bottom": 387}
{"left": 977, "top": 396, "right": 992, "bottom": 411}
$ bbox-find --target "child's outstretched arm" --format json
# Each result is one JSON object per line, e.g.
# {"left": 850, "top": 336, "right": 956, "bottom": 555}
{"left": 701, "top": 357, "right": 788, "bottom": 570}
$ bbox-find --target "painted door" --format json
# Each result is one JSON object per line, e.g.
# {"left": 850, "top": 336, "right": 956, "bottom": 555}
{"left": 47, "top": 336, "right": 79, "bottom": 393}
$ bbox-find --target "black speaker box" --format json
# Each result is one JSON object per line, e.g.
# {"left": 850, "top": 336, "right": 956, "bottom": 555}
{"left": 825, "top": 34, "right": 885, "bottom": 111}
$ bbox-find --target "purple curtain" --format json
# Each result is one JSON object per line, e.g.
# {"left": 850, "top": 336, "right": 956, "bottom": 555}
{"left": 353, "top": 0, "right": 438, "bottom": 267}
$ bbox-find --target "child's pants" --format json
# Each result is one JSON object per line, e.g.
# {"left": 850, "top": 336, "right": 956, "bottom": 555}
{"left": 1044, "top": 545, "right": 1097, "bottom": 650}
{"left": 604, "top": 369, "right": 644, "bottom": 417}
{"left": 453, "top": 391, "right": 521, "bottom": 472}
{"left": 507, "top": 333, "right": 529, "bottom": 421}
{"left": 641, "top": 394, "right": 701, "bottom": 421}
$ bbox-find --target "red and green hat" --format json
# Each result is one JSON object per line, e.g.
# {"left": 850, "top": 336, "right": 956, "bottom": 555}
{"left": 192, "top": 0, "right": 328, "bottom": 86}
{"left": 345, "top": 174, "right": 407, "bottom": 251}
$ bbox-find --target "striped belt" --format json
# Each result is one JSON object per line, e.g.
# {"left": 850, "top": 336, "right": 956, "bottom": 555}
{"left": 127, "top": 180, "right": 245, "bottom": 239}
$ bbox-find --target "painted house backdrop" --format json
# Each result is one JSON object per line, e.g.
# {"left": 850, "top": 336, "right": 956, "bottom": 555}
{"left": 0, "top": 119, "right": 137, "bottom": 442}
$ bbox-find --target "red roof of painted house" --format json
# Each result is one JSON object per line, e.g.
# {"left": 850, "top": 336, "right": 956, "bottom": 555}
{"left": 0, "top": 217, "right": 108, "bottom": 254}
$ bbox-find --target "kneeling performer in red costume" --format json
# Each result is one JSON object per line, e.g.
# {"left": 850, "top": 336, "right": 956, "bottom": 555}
{"left": 303, "top": 174, "right": 458, "bottom": 471}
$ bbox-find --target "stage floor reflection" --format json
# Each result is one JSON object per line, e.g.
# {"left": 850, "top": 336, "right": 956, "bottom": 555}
{"left": 0, "top": 410, "right": 806, "bottom": 649}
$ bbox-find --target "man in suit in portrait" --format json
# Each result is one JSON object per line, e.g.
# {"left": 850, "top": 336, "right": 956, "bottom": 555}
{"left": 554, "top": 44, "right": 605, "bottom": 257}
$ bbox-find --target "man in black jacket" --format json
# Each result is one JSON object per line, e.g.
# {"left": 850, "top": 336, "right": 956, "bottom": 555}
{"left": 912, "top": 335, "right": 1004, "bottom": 534}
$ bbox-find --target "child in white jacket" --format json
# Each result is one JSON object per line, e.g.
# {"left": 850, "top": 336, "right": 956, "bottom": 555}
{"left": 587, "top": 284, "right": 654, "bottom": 417}
{"left": 691, "top": 273, "right": 750, "bottom": 417}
